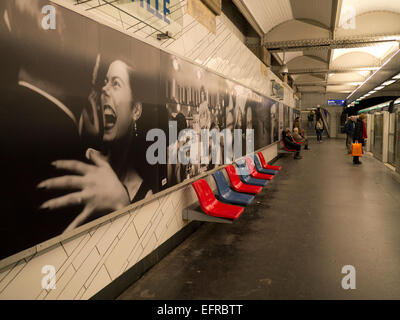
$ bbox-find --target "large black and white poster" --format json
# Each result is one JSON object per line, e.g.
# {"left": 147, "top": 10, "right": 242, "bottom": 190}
{"left": 0, "top": 0, "right": 295, "bottom": 260}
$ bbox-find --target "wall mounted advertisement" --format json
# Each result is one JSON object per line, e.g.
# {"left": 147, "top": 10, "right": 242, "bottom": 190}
{"left": 0, "top": 0, "right": 295, "bottom": 260}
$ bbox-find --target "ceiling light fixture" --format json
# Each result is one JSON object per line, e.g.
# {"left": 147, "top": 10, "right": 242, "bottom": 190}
{"left": 393, "top": 73, "right": 400, "bottom": 80}
{"left": 279, "top": 50, "right": 289, "bottom": 75}
{"left": 382, "top": 80, "right": 396, "bottom": 86}
{"left": 375, "top": 86, "right": 384, "bottom": 91}
{"left": 346, "top": 48, "right": 400, "bottom": 101}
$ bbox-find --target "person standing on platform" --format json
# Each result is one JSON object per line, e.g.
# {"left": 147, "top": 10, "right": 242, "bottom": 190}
{"left": 293, "top": 116, "right": 301, "bottom": 131}
{"left": 307, "top": 111, "right": 314, "bottom": 129}
{"left": 345, "top": 116, "right": 356, "bottom": 154}
{"left": 352, "top": 114, "right": 367, "bottom": 165}
{"left": 315, "top": 118, "right": 324, "bottom": 142}
{"left": 315, "top": 107, "right": 322, "bottom": 121}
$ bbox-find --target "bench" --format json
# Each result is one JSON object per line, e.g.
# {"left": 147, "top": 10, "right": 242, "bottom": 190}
{"left": 212, "top": 171, "right": 255, "bottom": 206}
{"left": 251, "top": 155, "right": 278, "bottom": 175}
{"left": 235, "top": 163, "right": 269, "bottom": 187}
{"left": 184, "top": 179, "right": 244, "bottom": 223}
{"left": 225, "top": 165, "right": 263, "bottom": 194}
{"left": 244, "top": 157, "right": 275, "bottom": 180}
{"left": 183, "top": 202, "right": 235, "bottom": 224}
{"left": 184, "top": 153, "right": 283, "bottom": 224}
{"left": 281, "top": 139, "right": 297, "bottom": 153}
{"left": 257, "top": 152, "right": 282, "bottom": 171}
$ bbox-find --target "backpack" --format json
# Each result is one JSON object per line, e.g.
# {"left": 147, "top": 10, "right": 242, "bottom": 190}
{"left": 316, "top": 121, "right": 323, "bottom": 130}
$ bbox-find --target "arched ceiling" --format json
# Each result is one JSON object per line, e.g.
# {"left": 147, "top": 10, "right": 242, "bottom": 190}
{"left": 339, "top": 0, "right": 400, "bottom": 27}
{"left": 234, "top": 0, "right": 400, "bottom": 98}
{"left": 237, "top": 0, "right": 333, "bottom": 34}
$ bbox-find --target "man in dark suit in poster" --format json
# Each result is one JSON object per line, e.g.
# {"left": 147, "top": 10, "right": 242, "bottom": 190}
{"left": 0, "top": 0, "right": 163, "bottom": 259}
{"left": 0, "top": 0, "right": 100, "bottom": 259}
{"left": 0, "top": 0, "right": 129, "bottom": 258}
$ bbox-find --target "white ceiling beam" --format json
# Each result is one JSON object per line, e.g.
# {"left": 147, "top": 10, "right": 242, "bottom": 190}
{"left": 231, "top": 0, "right": 265, "bottom": 38}
{"left": 264, "top": 36, "right": 400, "bottom": 51}
{"left": 294, "top": 81, "right": 362, "bottom": 86}
{"left": 328, "top": 0, "right": 343, "bottom": 75}
{"left": 332, "top": 0, "right": 343, "bottom": 32}
{"left": 283, "top": 67, "right": 380, "bottom": 75}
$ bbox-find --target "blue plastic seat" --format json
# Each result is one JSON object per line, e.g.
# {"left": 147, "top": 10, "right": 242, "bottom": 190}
{"left": 252, "top": 155, "right": 278, "bottom": 175}
{"left": 212, "top": 171, "right": 255, "bottom": 206}
{"left": 235, "top": 161, "right": 268, "bottom": 187}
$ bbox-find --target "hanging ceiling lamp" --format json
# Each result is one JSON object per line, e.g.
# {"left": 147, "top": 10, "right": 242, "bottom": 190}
{"left": 280, "top": 50, "right": 289, "bottom": 75}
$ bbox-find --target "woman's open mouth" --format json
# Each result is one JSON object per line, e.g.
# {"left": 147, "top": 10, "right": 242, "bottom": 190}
{"left": 103, "top": 104, "right": 117, "bottom": 130}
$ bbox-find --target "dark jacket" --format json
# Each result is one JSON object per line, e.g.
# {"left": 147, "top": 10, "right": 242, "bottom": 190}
{"left": 283, "top": 134, "right": 300, "bottom": 150}
{"left": 315, "top": 110, "right": 322, "bottom": 121}
{"left": 353, "top": 119, "right": 364, "bottom": 143}
{"left": 345, "top": 120, "right": 355, "bottom": 135}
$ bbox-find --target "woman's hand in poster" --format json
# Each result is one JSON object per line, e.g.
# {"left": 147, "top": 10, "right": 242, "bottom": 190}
{"left": 37, "top": 148, "right": 130, "bottom": 232}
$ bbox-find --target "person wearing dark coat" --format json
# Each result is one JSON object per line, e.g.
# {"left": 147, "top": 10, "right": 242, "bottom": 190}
{"left": 315, "top": 107, "right": 322, "bottom": 121}
{"left": 282, "top": 129, "right": 302, "bottom": 160}
{"left": 352, "top": 114, "right": 367, "bottom": 165}
{"left": 345, "top": 116, "right": 356, "bottom": 154}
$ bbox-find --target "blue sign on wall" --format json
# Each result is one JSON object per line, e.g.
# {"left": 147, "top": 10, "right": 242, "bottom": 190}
{"left": 132, "top": 0, "right": 171, "bottom": 24}
{"left": 328, "top": 99, "right": 345, "bottom": 106}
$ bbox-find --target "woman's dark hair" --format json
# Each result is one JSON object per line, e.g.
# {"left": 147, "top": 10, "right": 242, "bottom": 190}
{"left": 118, "top": 60, "right": 136, "bottom": 103}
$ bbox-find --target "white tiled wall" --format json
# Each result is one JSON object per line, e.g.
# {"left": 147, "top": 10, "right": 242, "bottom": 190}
{"left": 0, "top": 0, "right": 291, "bottom": 300}
{"left": 0, "top": 183, "right": 199, "bottom": 300}
{"left": 0, "top": 151, "right": 277, "bottom": 300}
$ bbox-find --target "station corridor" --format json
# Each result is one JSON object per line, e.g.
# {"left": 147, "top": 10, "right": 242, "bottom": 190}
{"left": 119, "top": 139, "right": 400, "bottom": 300}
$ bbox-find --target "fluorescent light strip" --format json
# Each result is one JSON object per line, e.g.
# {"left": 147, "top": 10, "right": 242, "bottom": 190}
{"left": 393, "top": 73, "right": 400, "bottom": 80}
{"left": 347, "top": 48, "right": 400, "bottom": 100}
{"left": 382, "top": 80, "right": 396, "bottom": 86}
{"left": 375, "top": 86, "right": 384, "bottom": 91}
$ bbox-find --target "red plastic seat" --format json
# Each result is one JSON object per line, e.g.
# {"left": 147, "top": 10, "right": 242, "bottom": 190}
{"left": 257, "top": 152, "right": 281, "bottom": 171}
{"left": 291, "top": 137, "right": 303, "bottom": 145}
{"left": 282, "top": 140, "right": 296, "bottom": 152}
{"left": 245, "top": 157, "right": 274, "bottom": 180}
{"left": 224, "top": 165, "right": 262, "bottom": 194}
{"left": 192, "top": 179, "right": 244, "bottom": 220}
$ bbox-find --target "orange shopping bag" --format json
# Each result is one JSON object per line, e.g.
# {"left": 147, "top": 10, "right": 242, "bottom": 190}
{"left": 351, "top": 143, "right": 363, "bottom": 157}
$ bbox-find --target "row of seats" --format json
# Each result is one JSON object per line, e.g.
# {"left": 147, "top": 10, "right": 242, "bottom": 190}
{"left": 190, "top": 152, "right": 282, "bottom": 222}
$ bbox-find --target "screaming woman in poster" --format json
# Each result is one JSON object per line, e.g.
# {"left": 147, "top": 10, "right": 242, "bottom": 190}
{"left": 37, "top": 58, "right": 153, "bottom": 232}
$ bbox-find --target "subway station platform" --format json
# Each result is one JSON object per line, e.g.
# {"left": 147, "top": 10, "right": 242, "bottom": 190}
{"left": 118, "top": 139, "right": 400, "bottom": 300}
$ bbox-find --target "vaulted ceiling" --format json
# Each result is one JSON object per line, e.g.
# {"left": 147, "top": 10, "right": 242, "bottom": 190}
{"left": 233, "top": 0, "right": 400, "bottom": 101}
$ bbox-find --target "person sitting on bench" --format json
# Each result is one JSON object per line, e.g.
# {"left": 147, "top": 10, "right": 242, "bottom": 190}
{"left": 293, "top": 127, "right": 309, "bottom": 150}
{"left": 282, "top": 129, "right": 302, "bottom": 160}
